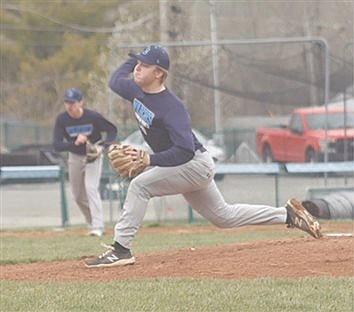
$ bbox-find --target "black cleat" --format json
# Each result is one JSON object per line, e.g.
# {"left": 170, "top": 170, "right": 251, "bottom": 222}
{"left": 286, "top": 198, "right": 322, "bottom": 239}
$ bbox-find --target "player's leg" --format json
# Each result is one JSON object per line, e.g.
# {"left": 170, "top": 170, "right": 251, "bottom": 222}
{"left": 183, "top": 151, "right": 321, "bottom": 237}
{"left": 68, "top": 153, "right": 91, "bottom": 225}
{"left": 85, "top": 155, "right": 104, "bottom": 235}
{"left": 183, "top": 179, "right": 287, "bottom": 228}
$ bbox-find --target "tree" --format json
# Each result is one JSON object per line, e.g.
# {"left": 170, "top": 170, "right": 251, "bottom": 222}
{"left": 1, "top": 0, "right": 121, "bottom": 122}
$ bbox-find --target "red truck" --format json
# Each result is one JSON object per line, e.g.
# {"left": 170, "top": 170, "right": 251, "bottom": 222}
{"left": 256, "top": 106, "right": 354, "bottom": 163}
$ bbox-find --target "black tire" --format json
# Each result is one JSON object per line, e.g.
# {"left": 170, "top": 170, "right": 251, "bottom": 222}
{"left": 214, "top": 173, "right": 225, "bottom": 181}
{"left": 262, "top": 145, "right": 273, "bottom": 163}
{"left": 305, "top": 148, "right": 316, "bottom": 163}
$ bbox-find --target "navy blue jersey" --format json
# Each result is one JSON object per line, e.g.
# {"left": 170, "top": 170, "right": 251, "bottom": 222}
{"left": 53, "top": 108, "right": 117, "bottom": 155}
{"left": 109, "top": 57, "right": 204, "bottom": 167}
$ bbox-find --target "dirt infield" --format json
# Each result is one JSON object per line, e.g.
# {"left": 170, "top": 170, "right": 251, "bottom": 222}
{"left": 2, "top": 232, "right": 353, "bottom": 281}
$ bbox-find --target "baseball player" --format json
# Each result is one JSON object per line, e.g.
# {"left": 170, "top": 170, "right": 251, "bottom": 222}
{"left": 85, "top": 45, "right": 322, "bottom": 268}
{"left": 53, "top": 88, "right": 117, "bottom": 237}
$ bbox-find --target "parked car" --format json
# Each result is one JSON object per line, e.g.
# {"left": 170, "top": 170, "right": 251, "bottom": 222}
{"left": 100, "top": 178, "right": 127, "bottom": 201}
{"left": 1, "top": 144, "right": 65, "bottom": 167}
{"left": 0, "top": 144, "right": 66, "bottom": 184}
{"left": 256, "top": 106, "right": 354, "bottom": 163}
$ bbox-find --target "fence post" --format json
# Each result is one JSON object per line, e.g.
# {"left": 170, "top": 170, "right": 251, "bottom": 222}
{"left": 3, "top": 122, "right": 9, "bottom": 149}
{"left": 59, "top": 166, "right": 69, "bottom": 227}
{"left": 188, "top": 205, "right": 194, "bottom": 223}
{"left": 275, "top": 174, "right": 279, "bottom": 207}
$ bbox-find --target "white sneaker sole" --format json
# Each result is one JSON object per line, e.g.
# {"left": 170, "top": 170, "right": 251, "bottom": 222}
{"left": 87, "top": 230, "right": 104, "bottom": 237}
{"left": 85, "top": 257, "right": 135, "bottom": 268}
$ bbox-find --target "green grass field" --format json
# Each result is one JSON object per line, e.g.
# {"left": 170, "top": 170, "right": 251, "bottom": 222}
{"left": 2, "top": 277, "right": 352, "bottom": 312}
{"left": 1, "top": 221, "right": 353, "bottom": 312}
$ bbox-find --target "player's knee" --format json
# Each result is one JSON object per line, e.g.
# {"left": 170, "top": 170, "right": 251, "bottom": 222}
{"left": 73, "top": 193, "right": 85, "bottom": 205}
{"left": 85, "top": 184, "right": 98, "bottom": 195}
{"left": 210, "top": 218, "right": 234, "bottom": 228}
{"left": 129, "top": 177, "right": 150, "bottom": 200}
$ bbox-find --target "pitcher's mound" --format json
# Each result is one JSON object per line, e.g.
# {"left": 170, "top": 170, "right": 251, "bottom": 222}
{"left": 2, "top": 236, "right": 352, "bottom": 281}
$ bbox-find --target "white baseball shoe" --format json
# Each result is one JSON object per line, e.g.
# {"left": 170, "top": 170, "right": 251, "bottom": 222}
{"left": 87, "top": 229, "right": 104, "bottom": 237}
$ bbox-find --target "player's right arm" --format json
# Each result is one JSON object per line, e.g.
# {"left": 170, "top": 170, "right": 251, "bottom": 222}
{"left": 109, "top": 58, "right": 144, "bottom": 101}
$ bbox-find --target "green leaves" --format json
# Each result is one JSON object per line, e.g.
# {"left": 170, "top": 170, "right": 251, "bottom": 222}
{"left": 1, "top": 1, "right": 120, "bottom": 121}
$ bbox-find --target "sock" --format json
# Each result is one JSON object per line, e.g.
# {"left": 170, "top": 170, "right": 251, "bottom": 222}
{"left": 113, "top": 241, "right": 130, "bottom": 252}
{"left": 285, "top": 212, "right": 291, "bottom": 225}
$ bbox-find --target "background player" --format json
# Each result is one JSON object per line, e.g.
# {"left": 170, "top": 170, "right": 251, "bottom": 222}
{"left": 53, "top": 87, "right": 117, "bottom": 237}
{"left": 85, "top": 45, "right": 321, "bottom": 267}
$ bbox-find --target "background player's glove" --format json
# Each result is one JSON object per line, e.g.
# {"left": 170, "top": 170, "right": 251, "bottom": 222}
{"left": 107, "top": 143, "right": 149, "bottom": 178}
{"left": 85, "top": 140, "right": 103, "bottom": 163}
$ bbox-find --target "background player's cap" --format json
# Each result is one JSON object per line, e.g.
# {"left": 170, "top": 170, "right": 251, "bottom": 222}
{"left": 64, "top": 88, "right": 83, "bottom": 102}
{"left": 129, "top": 45, "right": 170, "bottom": 71}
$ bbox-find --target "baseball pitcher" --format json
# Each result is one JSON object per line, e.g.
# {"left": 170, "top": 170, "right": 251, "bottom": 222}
{"left": 85, "top": 45, "right": 321, "bottom": 268}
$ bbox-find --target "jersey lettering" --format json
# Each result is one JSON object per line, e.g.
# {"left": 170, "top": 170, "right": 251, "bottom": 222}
{"left": 66, "top": 124, "right": 93, "bottom": 137}
{"left": 133, "top": 99, "right": 154, "bottom": 132}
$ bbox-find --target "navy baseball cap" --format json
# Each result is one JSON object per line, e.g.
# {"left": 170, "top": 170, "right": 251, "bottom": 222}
{"left": 129, "top": 45, "right": 170, "bottom": 71}
{"left": 64, "top": 88, "right": 83, "bottom": 102}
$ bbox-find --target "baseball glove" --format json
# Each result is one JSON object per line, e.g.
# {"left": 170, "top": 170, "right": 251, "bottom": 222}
{"left": 85, "top": 140, "right": 103, "bottom": 163}
{"left": 107, "top": 143, "right": 149, "bottom": 178}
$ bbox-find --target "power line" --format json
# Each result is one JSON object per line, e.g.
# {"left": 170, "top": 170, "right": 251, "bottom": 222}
{"left": 0, "top": 24, "right": 81, "bottom": 33}
{"left": 3, "top": 4, "right": 116, "bottom": 33}
{"left": 3, "top": 40, "right": 110, "bottom": 47}
{"left": 2, "top": 4, "right": 155, "bottom": 34}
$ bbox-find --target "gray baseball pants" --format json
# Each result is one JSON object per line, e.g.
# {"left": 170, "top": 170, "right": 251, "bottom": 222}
{"left": 68, "top": 153, "right": 104, "bottom": 231}
{"left": 114, "top": 150, "right": 287, "bottom": 249}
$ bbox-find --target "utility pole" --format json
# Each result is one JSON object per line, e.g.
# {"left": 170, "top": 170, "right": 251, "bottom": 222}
{"left": 304, "top": 7, "right": 318, "bottom": 106}
{"left": 159, "top": 0, "right": 169, "bottom": 44}
{"left": 209, "top": 1, "right": 223, "bottom": 145}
